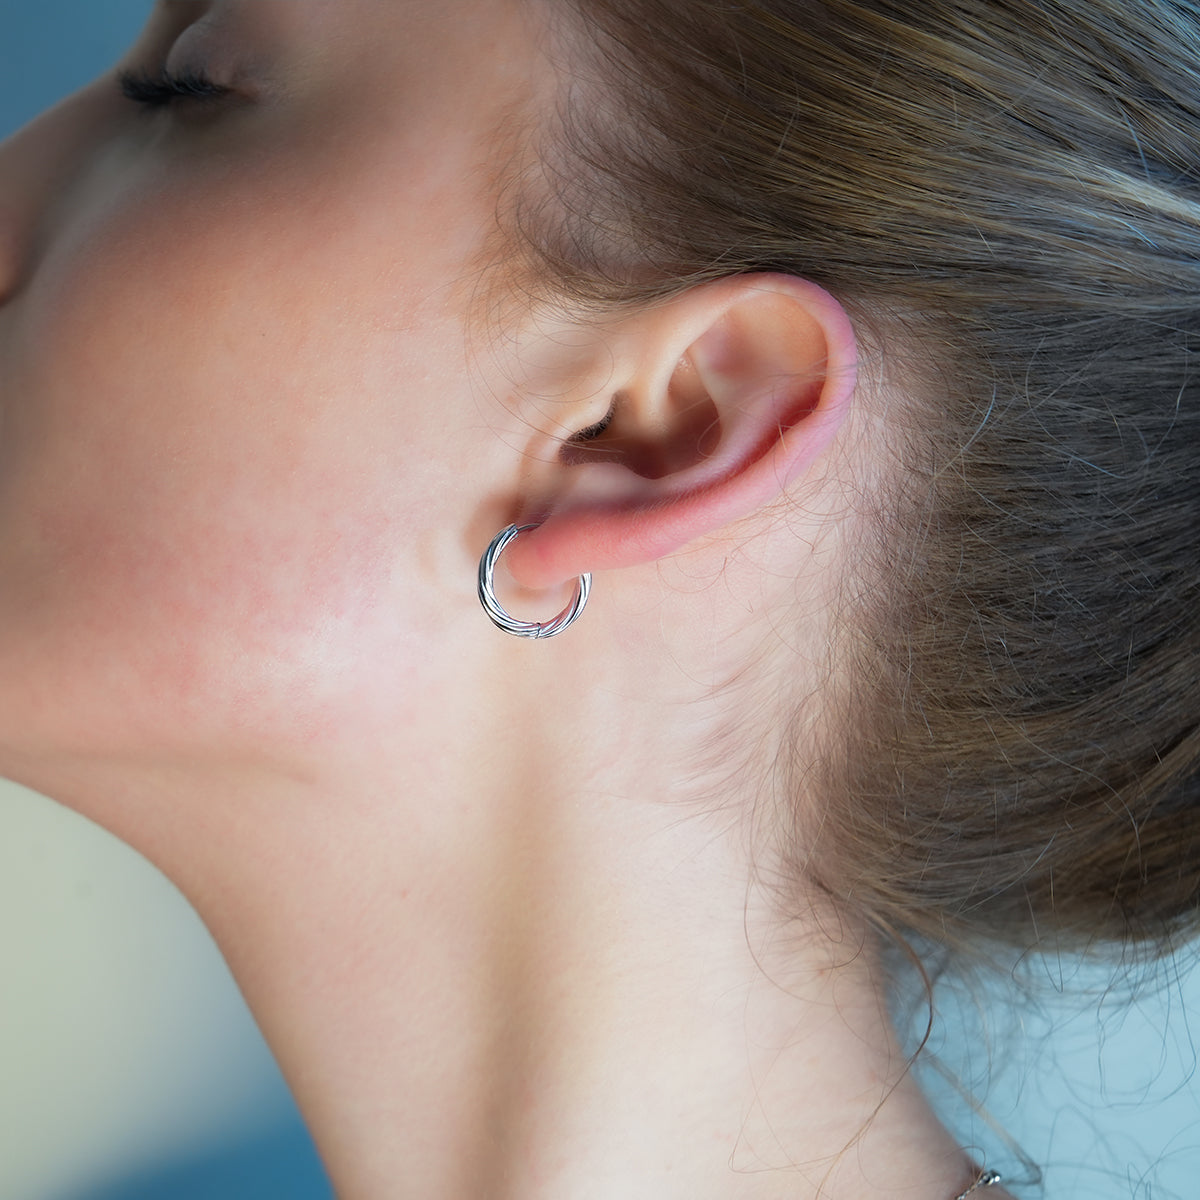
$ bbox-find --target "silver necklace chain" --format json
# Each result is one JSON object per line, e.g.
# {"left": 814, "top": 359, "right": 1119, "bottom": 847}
{"left": 953, "top": 1169, "right": 1003, "bottom": 1200}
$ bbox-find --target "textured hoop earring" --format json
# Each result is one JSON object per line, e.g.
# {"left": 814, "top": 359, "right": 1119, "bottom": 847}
{"left": 477, "top": 524, "right": 591, "bottom": 638}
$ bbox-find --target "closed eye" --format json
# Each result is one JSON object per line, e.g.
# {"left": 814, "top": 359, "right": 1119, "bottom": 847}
{"left": 118, "top": 67, "right": 233, "bottom": 109}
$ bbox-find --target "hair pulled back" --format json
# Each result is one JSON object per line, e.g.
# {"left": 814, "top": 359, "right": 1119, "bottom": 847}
{"left": 511, "top": 0, "right": 1200, "bottom": 954}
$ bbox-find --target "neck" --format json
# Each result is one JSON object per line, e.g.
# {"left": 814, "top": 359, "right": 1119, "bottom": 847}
{"left": 149, "top": 757, "right": 973, "bottom": 1200}
{"left": 14, "top": 619, "right": 987, "bottom": 1200}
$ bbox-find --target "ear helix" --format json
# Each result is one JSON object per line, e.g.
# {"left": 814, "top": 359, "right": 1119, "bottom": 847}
{"left": 477, "top": 524, "right": 591, "bottom": 638}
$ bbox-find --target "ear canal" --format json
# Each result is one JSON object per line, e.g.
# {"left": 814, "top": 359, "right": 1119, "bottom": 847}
{"left": 558, "top": 360, "right": 722, "bottom": 481}
{"left": 559, "top": 397, "right": 618, "bottom": 466}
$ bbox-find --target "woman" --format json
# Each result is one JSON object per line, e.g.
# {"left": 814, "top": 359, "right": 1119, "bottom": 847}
{"left": 1, "top": 0, "right": 1196, "bottom": 1196}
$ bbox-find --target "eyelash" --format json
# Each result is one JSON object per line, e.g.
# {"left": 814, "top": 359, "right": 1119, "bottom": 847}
{"left": 117, "top": 67, "right": 232, "bottom": 109}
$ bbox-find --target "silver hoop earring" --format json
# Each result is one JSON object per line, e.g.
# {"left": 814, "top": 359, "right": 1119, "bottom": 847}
{"left": 477, "top": 524, "right": 591, "bottom": 639}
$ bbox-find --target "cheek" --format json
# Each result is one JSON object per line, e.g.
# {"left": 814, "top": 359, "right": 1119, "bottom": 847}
{"left": 0, "top": 179, "right": 473, "bottom": 762}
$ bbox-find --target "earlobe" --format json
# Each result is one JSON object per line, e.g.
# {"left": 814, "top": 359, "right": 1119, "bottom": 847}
{"left": 502, "top": 275, "right": 858, "bottom": 591}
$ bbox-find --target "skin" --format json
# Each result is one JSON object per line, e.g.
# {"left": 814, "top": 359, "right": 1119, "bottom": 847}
{"left": 0, "top": 2, "right": 1013, "bottom": 1197}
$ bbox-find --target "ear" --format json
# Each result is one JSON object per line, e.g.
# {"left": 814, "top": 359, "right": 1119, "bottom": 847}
{"left": 502, "top": 274, "right": 857, "bottom": 591}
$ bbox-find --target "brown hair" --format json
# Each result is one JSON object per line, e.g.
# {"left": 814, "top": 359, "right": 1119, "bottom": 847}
{"left": 510, "top": 0, "right": 1200, "bottom": 955}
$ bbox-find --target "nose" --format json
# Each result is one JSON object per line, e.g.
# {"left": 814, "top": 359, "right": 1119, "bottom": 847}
{"left": 0, "top": 162, "right": 29, "bottom": 307}
{"left": 0, "top": 214, "right": 17, "bottom": 307}
{"left": 0, "top": 83, "right": 117, "bottom": 307}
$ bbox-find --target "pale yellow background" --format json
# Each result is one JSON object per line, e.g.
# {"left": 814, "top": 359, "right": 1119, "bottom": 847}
{"left": 0, "top": 780, "right": 291, "bottom": 1200}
